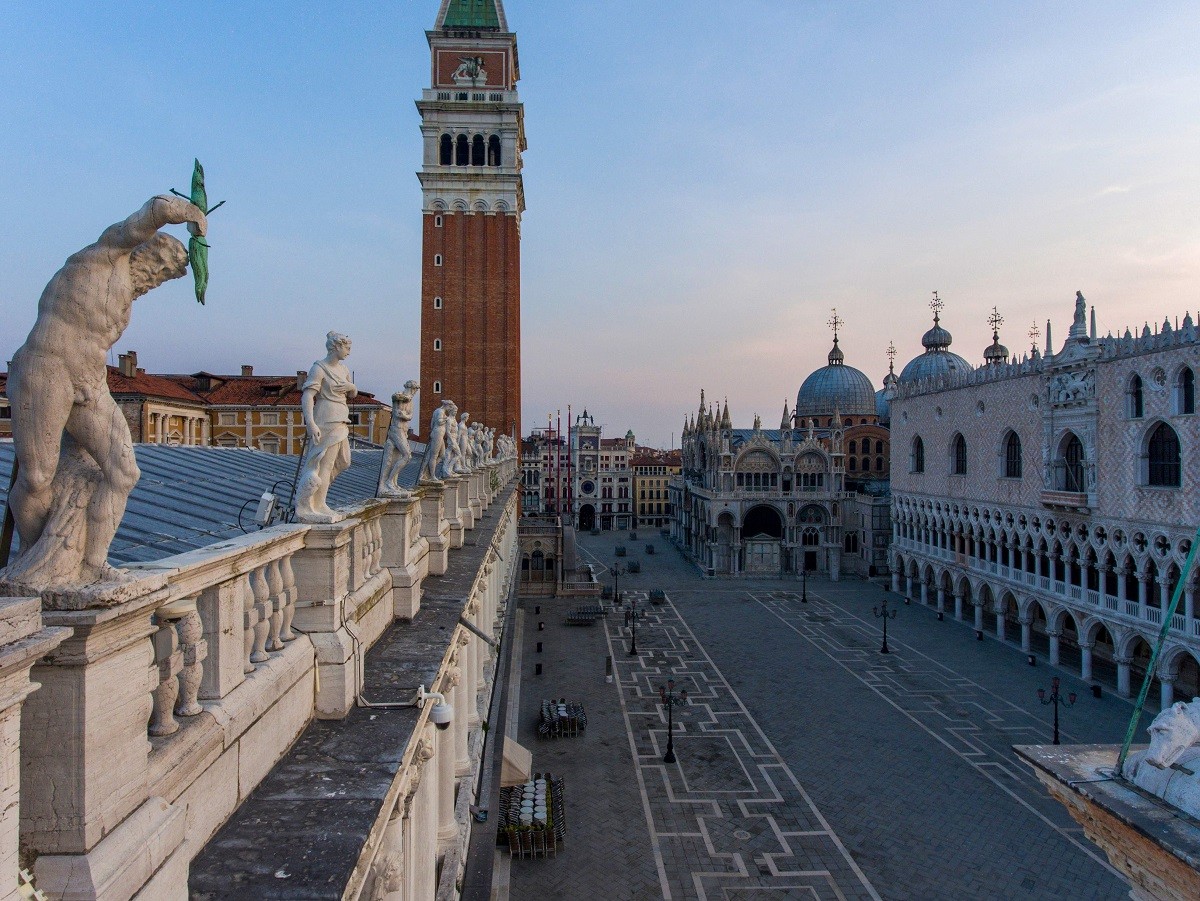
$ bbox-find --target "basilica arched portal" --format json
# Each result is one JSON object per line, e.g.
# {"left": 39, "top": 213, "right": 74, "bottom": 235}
{"left": 742, "top": 505, "right": 784, "bottom": 575}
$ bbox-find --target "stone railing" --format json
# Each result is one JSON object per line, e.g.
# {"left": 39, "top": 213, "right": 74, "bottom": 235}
{"left": 20, "top": 488, "right": 430, "bottom": 898}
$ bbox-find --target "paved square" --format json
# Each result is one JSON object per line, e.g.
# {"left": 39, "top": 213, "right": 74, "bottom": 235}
{"left": 502, "top": 532, "right": 1142, "bottom": 900}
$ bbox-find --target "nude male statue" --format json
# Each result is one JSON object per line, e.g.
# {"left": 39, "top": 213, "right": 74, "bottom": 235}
{"left": 3, "top": 195, "right": 206, "bottom": 590}
{"left": 378, "top": 380, "right": 419, "bottom": 496}
{"left": 419, "top": 399, "right": 453, "bottom": 483}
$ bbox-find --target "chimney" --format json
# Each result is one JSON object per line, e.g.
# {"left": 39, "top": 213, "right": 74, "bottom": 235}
{"left": 241, "top": 365, "right": 253, "bottom": 377}
{"left": 296, "top": 370, "right": 307, "bottom": 390}
{"left": 118, "top": 350, "right": 138, "bottom": 378}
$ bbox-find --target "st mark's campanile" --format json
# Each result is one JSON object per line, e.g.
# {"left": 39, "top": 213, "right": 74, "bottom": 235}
{"left": 417, "top": 0, "right": 525, "bottom": 439}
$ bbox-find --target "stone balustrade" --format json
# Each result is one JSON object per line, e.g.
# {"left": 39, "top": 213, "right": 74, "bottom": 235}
{"left": 12, "top": 455, "right": 517, "bottom": 901}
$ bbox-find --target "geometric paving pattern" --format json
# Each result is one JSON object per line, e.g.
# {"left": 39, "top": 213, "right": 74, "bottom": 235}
{"left": 606, "top": 589, "right": 881, "bottom": 900}
{"left": 750, "top": 589, "right": 1118, "bottom": 878}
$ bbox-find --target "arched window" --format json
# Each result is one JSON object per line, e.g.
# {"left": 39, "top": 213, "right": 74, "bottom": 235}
{"left": 433, "top": 380, "right": 442, "bottom": 394}
{"left": 1128, "top": 374, "right": 1144, "bottom": 418}
{"left": 471, "top": 134, "right": 485, "bottom": 166}
{"left": 848, "top": 457, "right": 857, "bottom": 471}
{"left": 848, "top": 440, "right": 857, "bottom": 454}
{"left": 1004, "top": 431, "right": 1022, "bottom": 478}
{"left": 455, "top": 134, "right": 469, "bottom": 166}
{"left": 875, "top": 440, "right": 884, "bottom": 454}
{"left": 439, "top": 134, "right": 452, "bottom": 165}
{"left": 860, "top": 456, "right": 870, "bottom": 472}
{"left": 1177, "top": 368, "right": 1195, "bottom": 415}
{"left": 875, "top": 456, "right": 884, "bottom": 471}
{"left": 1058, "top": 433, "right": 1085, "bottom": 492}
{"left": 951, "top": 433, "right": 967, "bottom": 475}
{"left": 911, "top": 436, "right": 925, "bottom": 473}
{"left": 1147, "top": 422, "right": 1181, "bottom": 487}
{"left": 488, "top": 134, "right": 501, "bottom": 166}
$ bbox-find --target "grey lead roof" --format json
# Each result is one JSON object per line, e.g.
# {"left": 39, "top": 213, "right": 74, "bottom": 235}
{"left": 0, "top": 444, "right": 421, "bottom": 566}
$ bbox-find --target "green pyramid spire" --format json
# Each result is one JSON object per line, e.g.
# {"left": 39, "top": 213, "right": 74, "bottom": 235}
{"left": 441, "top": 0, "right": 501, "bottom": 29}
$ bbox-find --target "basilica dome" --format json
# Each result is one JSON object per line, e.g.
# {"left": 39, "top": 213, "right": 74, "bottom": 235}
{"left": 898, "top": 312, "right": 972, "bottom": 384}
{"left": 795, "top": 337, "right": 877, "bottom": 419}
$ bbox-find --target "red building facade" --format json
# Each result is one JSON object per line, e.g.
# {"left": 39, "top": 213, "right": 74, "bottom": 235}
{"left": 417, "top": 0, "right": 525, "bottom": 439}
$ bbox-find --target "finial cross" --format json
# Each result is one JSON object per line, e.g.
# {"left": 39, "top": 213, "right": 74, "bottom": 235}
{"left": 988, "top": 306, "right": 1004, "bottom": 334}
{"left": 828, "top": 308, "right": 844, "bottom": 339}
{"left": 886, "top": 341, "right": 897, "bottom": 366}
{"left": 930, "top": 291, "right": 944, "bottom": 318}
{"left": 1028, "top": 321, "right": 1041, "bottom": 350}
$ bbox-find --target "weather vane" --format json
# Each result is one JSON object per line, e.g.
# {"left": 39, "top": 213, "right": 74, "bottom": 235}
{"left": 930, "top": 290, "right": 944, "bottom": 320}
{"left": 828, "top": 308, "right": 844, "bottom": 340}
{"left": 988, "top": 306, "right": 1004, "bottom": 335}
{"left": 1028, "top": 320, "right": 1041, "bottom": 351}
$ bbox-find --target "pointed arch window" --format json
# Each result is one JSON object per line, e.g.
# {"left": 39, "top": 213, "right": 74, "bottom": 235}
{"left": 911, "top": 436, "right": 925, "bottom": 473}
{"left": 1147, "top": 422, "right": 1181, "bottom": 487}
{"left": 1057, "top": 433, "right": 1085, "bottom": 492}
{"left": 1176, "top": 368, "right": 1195, "bottom": 414}
{"left": 951, "top": 433, "right": 967, "bottom": 475}
{"left": 1004, "top": 431, "right": 1022, "bottom": 478}
{"left": 1128, "top": 374, "right": 1144, "bottom": 418}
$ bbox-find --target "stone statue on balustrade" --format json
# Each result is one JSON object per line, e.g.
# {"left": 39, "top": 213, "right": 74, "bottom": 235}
{"left": 457, "top": 412, "right": 474, "bottom": 473}
{"left": 378, "top": 380, "right": 419, "bottom": 497}
{"left": 441, "top": 402, "right": 463, "bottom": 478}
{"left": 0, "top": 194, "right": 207, "bottom": 595}
{"left": 419, "top": 399, "right": 453, "bottom": 484}
{"left": 295, "top": 332, "right": 357, "bottom": 523}
{"left": 1125, "top": 697, "right": 1200, "bottom": 818}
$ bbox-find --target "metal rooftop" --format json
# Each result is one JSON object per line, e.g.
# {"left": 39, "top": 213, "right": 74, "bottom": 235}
{"left": 0, "top": 444, "right": 421, "bottom": 566}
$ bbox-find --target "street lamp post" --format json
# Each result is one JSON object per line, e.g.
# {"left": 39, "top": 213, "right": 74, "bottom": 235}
{"left": 660, "top": 678, "right": 688, "bottom": 763}
{"left": 612, "top": 561, "right": 626, "bottom": 606}
{"left": 873, "top": 593, "right": 897, "bottom": 654}
{"left": 801, "top": 564, "right": 808, "bottom": 603}
{"left": 1037, "top": 676, "right": 1077, "bottom": 745}
{"left": 624, "top": 594, "right": 641, "bottom": 656}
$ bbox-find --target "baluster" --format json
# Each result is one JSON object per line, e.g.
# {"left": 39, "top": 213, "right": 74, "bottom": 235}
{"left": 251, "top": 565, "right": 271, "bottom": 664}
{"left": 280, "top": 554, "right": 297, "bottom": 642}
{"left": 149, "top": 614, "right": 183, "bottom": 736}
{"left": 242, "top": 572, "right": 257, "bottom": 673}
{"left": 267, "top": 558, "right": 285, "bottom": 651}
{"left": 165, "top": 596, "right": 207, "bottom": 717}
{"left": 373, "top": 518, "right": 383, "bottom": 574}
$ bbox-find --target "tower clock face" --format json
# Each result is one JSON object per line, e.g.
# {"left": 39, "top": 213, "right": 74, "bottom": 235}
{"left": 581, "top": 480, "right": 596, "bottom": 495}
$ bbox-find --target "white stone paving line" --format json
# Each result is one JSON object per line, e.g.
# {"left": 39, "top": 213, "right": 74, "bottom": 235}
{"left": 752, "top": 587, "right": 1119, "bottom": 878}
{"left": 603, "top": 587, "right": 882, "bottom": 901}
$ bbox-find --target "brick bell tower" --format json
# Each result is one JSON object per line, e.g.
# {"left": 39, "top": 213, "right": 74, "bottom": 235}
{"left": 417, "top": 0, "right": 525, "bottom": 440}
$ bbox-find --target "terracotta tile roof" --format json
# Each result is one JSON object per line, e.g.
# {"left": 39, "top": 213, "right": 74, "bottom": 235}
{"left": 106, "top": 367, "right": 208, "bottom": 405}
{"left": 157, "top": 373, "right": 386, "bottom": 408}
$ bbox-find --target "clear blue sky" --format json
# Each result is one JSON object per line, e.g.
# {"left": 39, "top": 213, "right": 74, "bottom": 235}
{"left": 3, "top": 2, "right": 1198, "bottom": 447}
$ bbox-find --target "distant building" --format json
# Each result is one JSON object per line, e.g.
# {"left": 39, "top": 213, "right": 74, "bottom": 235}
{"left": 633, "top": 449, "right": 681, "bottom": 529}
{"left": 162, "top": 365, "right": 388, "bottom": 453}
{"left": 520, "top": 427, "right": 569, "bottom": 516}
{"left": 671, "top": 326, "right": 893, "bottom": 580}
{"left": 571, "top": 411, "right": 634, "bottom": 531}
{"left": 890, "top": 292, "right": 1200, "bottom": 704}
{"left": 109, "top": 351, "right": 210, "bottom": 445}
